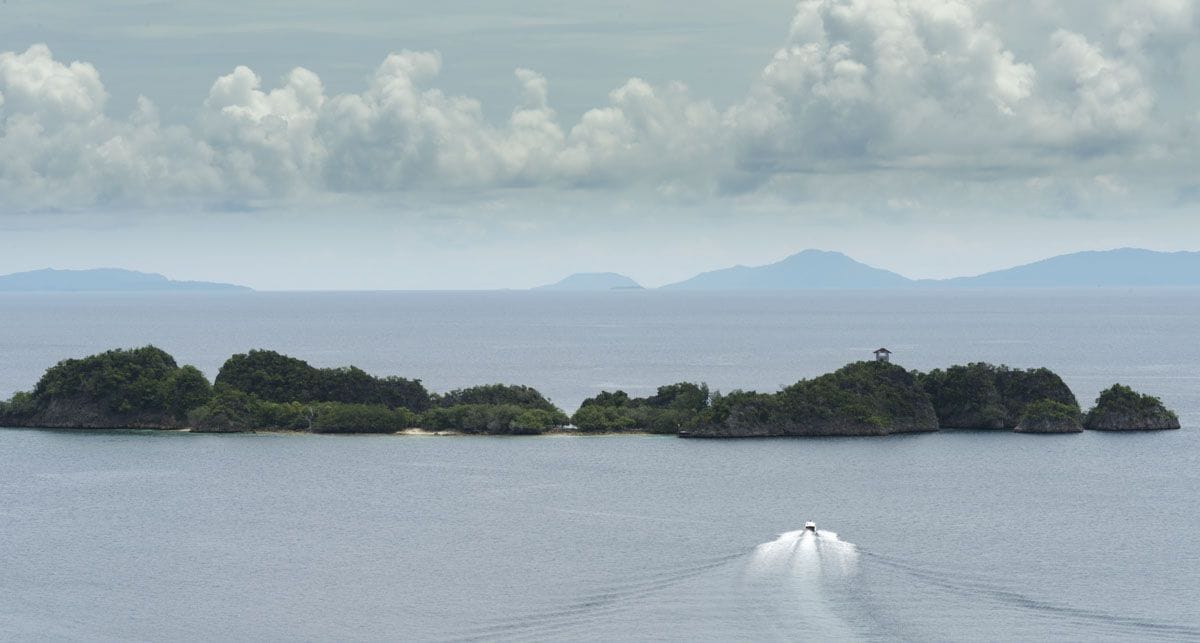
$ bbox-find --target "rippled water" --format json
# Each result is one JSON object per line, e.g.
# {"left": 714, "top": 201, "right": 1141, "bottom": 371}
{"left": 1, "top": 290, "right": 1198, "bottom": 640}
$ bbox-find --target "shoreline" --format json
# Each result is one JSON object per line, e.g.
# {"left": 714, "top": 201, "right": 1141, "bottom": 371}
{"left": 2, "top": 349, "right": 1181, "bottom": 438}
{"left": 2, "top": 424, "right": 1173, "bottom": 438}
{"left": 0, "top": 425, "right": 665, "bottom": 438}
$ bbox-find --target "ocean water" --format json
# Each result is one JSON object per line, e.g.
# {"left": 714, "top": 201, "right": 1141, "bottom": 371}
{"left": 1, "top": 290, "right": 1198, "bottom": 640}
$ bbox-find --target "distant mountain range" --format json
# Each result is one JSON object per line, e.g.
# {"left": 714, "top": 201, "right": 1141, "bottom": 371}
{"left": 540, "top": 248, "right": 1200, "bottom": 290}
{"left": 8, "top": 249, "right": 1197, "bottom": 293}
{"left": 0, "top": 268, "right": 251, "bottom": 292}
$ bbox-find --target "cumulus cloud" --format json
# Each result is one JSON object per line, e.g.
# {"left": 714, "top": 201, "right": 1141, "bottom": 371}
{"left": 0, "top": 0, "right": 1196, "bottom": 212}
{"left": 0, "top": 45, "right": 220, "bottom": 209}
{"left": 1032, "top": 29, "right": 1154, "bottom": 145}
{"left": 733, "top": 0, "right": 1165, "bottom": 171}
{"left": 0, "top": 44, "right": 107, "bottom": 122}
{"left": 742, "top": 0, "right": 1039, "bottom": 161}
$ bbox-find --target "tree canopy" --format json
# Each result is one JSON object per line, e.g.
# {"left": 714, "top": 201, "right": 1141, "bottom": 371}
{"left": 215, "top": 350, "right": 431, "bottom": 411}
{"left": 919, "top": 363, "right": 1078, "bottom": 429}
{"left": 436, "top": 384, "right": 559, "bottom": 412}
{"left": 18, "top": 346, "right": 213, "bottom": 422}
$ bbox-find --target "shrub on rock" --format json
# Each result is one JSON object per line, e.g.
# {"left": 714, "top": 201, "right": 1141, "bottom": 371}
{"left": 1084, "top": 384, "right": 1180, "bottom": 431}
{"left": 1014, "top": 399, "right": 1083, "bottom": 433}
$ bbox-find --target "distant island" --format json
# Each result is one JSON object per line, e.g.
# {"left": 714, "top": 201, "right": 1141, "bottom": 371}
{"left": 534, "top": 272, "right": 644, "bottom": 291}
{"left": 543, "top": 248, "right": 1200, "bottom": 291}
{"left": 0, "top": 268, "right": 250, "bottom": 292}
{"left": 660, "top": 249, "right": 910, "bottom": 290}
{"left": 8, "top": 249, "right": 1197, "bottom": 293}
{"left": 0, "top": 347, "right": 1180, "bottom": 437}
{"left": 926, "top": 248, "right": 1200, "bottom": 288}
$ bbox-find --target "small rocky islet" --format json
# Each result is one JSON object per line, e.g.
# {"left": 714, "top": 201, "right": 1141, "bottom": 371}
{"left": 0, "top": 346, "right": 1182, "bottom": 437}
{"left": 1083, "top": 384, "right": 1181, "bottom": 431}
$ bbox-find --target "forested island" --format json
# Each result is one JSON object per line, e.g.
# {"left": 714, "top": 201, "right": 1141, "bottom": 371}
{"left": 0, "top": 347, "right": 1181, "bottom": 437}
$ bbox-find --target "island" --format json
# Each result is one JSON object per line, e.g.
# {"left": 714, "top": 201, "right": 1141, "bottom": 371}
{"left": 0, "top": 346, "right": 211, "bottom": 429}
{"left": 568, "top": 248, "right": 1200, "bottom": 291}
{"left": 0, "top": 347, "right": 1183, "bottom": 437}
{"left": 533, "top": 272, "right": 644, "bottom": 291}
{"left": 927, "top": 248, "right": 1200, "bottom": 288}
{"left": 1083, "top": 384, "right": 1181, "bottom": 431}
{"left": 0, "top": 347, "right": 566, "bottom": 435}
{"left": 0, "top": 268, "right": 250, "bottom": 292}
{"left": 659, "top": 249, "right": 911, "bottom": 290}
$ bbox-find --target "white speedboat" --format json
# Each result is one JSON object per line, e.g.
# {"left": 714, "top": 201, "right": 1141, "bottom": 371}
{"left": 804, "top": 521, "right": 817, "bottom": 533}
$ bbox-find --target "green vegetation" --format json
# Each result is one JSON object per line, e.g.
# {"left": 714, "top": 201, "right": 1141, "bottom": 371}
{"left": 1021, "top": 399, "right": 1081, "bottom": 422}
{"left": 777, "top": 361, "right": 936, "bottom": 431}
{"left": 576, "top": 363, "right": 939, "bottom": 437}
{"left": 311, "top": 403, "right": 417, "bottom": 433}
{"left": 1089, "top": 384, "right": 1169, "bottom": 416}
{"left": 199, "top": 358, "right": 569, "bottom": 433}
{"left": 919, "top": 363, "right": 1078, "bottom": 429}
{"left": 187, "top": 386, "right": 303, "bottom": 432}
{"left": 187, "top": 386, "right": 419, "bottom": 433}
{"left": 697, "top": 361, "right": 938, "bottom": 436}
{"left": 1014, "top": 399, "right": 1083, "bottom": 433}
{"left": 216, "top": 350, "right": 430, "bottom": 412}
{"left": 0, "top": 347, "right": 1180, "bottom": 438}
{"left": 1084, "top": 384, "right": 1180, "bottom": 431}
{"left": 0, "top": 346, "right": 567, "bottom": 434}
{"left": 0, "top": 346, "right": 212, "bottom": 427}
{"left": 421, "top": 405, "right": 567, "bottom": 435}
{"left": 436, "top": 384, "right": 559, "bottom": 412}
{"left": 425, "top": 384, "right": 568, "bottom": 434}
{"left": 572, "top": 382, "right": 710, "bottom": 433}
{"left": 0, "top": 391, "right": 37, "bottom": 421}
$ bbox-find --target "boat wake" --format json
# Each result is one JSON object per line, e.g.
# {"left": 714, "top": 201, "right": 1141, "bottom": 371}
{"left": 747, "top": 528, "right": 860, "bottom": 578}
{"left": 740, "top": 528, "right": 864, "bottom": 639}
{"left": 434, "top": 523, "right": 1199, "bottom": 642}
{"left": 445, "top": 551, "right": 744, "bottom": 641}
{"left": 446, "top": 528, "right": 865, "bottom": 641}
{"left": 863, "top": 552, "right": 1200, "bottom": 640}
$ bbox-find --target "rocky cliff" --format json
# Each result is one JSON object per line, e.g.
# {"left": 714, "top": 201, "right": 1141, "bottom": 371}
{"left": 15, "top": 395, "right": 182, "bottom": 429}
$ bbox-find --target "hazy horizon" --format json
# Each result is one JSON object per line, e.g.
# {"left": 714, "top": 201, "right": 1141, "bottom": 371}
{"left": 2, "top": 1, "right": 1198, "bottom": 289}
{"left": 4, "top": 245, "right": 1200, "bottom": 291}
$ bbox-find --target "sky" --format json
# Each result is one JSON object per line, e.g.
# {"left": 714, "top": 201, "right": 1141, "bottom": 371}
{"left": 0, "top": 0, "right": 1197, "bottom": 289}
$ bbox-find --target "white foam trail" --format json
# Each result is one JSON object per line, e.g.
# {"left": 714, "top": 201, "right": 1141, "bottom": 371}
{"left": 749, "top": 529, "right": 860, "bottom": 578}
{"left": 744, "top": 528, "right": 862, "bottom": 639}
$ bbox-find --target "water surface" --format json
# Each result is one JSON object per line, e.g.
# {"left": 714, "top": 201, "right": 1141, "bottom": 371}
{"left": 1, "top": 290, "right": 1197, "bottom": 640}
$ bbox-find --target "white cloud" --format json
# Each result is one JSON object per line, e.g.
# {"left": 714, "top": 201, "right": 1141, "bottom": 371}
{"left": 560, "top": 78, "right": 725, "bottom": 191}
{"left": 1031, "top": 29, "right": 1153, "bottom": 144}
{"left": 1108, "top": 0, "right": 1196, "bottom": 51}
{"left": 0, "top": 45, "right": 220, "bottom": 210}
{"left": 0, "top": 44, "right": 107, "bottom": 123}
{"left": 0, "top": 1, "right": 1195, "bottom": 213}
{"left": 732, "top": 0, "right": 1163, "bottom": 171}
{"left": 202, "top": 65, "right": 326, "bottom": 196}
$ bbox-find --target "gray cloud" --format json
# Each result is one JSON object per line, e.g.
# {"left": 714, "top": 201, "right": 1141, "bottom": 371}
{"left": 0, "top": 0, "right": 1196, "bottom": 213}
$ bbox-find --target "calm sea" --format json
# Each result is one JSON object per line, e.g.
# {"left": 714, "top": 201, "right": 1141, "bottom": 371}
{"left": 1, "top": 290, "right": 1198, "bottom": 640}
